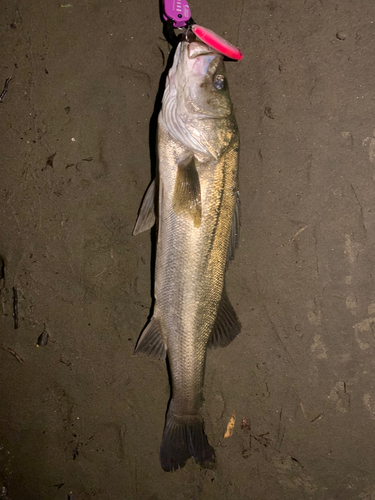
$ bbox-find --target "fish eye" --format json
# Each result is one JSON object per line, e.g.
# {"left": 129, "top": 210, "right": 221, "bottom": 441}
{"left": 213, "top": 74, "right": 225, "bottom": 90}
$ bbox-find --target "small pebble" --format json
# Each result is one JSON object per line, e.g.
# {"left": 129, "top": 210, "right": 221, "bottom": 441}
{"left": 336, "top": 32, "right": 347, "bottom": 40}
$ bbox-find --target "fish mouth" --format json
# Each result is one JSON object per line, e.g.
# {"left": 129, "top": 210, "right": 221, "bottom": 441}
{"left": 168, "top": 41, "right": 217, "bottom": 87}
{"left": 184, "top": 41, "right": 218, "bottom": 79}
{"left": 187, "top": 41, "right": 215, "bottom": 59}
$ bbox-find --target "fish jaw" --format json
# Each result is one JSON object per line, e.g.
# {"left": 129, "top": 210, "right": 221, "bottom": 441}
{"left": 185, "top": 42, "right": 216, "bottom": 77}
{"left": 159, "top": 42, "right": 213, "bottom": 157}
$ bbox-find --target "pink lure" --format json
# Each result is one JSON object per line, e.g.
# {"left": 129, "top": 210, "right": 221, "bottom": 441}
{"left": 191, "top": 24, "right": 243, "bottom": 61}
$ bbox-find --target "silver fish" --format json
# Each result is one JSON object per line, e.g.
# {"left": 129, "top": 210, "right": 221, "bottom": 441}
{"left": 134, "top": 37, "right": 241, "bottom": 471}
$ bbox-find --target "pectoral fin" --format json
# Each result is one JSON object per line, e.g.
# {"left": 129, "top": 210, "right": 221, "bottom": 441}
{"left": 133, "top": 316, "right": 166, "bottom": 360}
{"left": 208, "top": 287, "right": 241, "bottom": 349}
{"left": 133, "top": 179, "right": 156, "bottom": 236}
{"left": 173, "top": 156, "right": 202, "bottom": 228}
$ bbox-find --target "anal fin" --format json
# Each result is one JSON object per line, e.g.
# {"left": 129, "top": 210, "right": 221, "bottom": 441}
{"left": 226, "top": 189, "right": 240, "bottom": 267}
{"left": 208, "top": 287, "right": 241, "bottom": 349}
{"left": 133, "top": 316, "right": 166, "bottom": 360}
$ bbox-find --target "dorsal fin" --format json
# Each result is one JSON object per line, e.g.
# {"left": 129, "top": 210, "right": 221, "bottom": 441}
{"left": 133, "top": 179, "right": 156, "bottom": 236}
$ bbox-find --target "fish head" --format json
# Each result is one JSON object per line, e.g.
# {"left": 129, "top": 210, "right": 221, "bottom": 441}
{"left": 175, "top": 40, "right": 232, "bottom": 119}
{"left": 161, "top": 40, "right": 236, "bottom": 158}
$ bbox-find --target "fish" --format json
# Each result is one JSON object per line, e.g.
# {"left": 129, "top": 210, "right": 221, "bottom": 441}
{"left": 133, "top": 35, "right": 241, "bottom": 471}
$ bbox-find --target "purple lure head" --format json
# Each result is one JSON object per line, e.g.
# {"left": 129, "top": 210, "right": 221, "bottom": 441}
{"left": 163, "top": 0, "right": 191, "bottom": 28}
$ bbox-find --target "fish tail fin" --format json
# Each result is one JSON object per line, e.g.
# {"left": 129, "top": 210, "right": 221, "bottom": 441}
{"left": 160, "top": 407, "right": 215, "bottom": 472}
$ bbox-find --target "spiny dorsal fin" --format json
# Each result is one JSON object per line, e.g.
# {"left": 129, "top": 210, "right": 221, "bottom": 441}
{"left": 133, "top": 316, "right": 166, "bottom": 360}
{"left": 208, "top": 287, "right": 241, "bottom": 349}
{"left": 133, "top": 179, "right": 156, "bottom": 236}
{"left": 226, "top": 189, "right": 240, "bottom": 267}
{"left": 173, "top": 156, "right": 202, "bottom": 228}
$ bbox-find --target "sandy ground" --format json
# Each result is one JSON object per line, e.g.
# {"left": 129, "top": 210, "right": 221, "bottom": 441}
{"left": 1, "top": 0, "right": 375, "bottom": 498}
